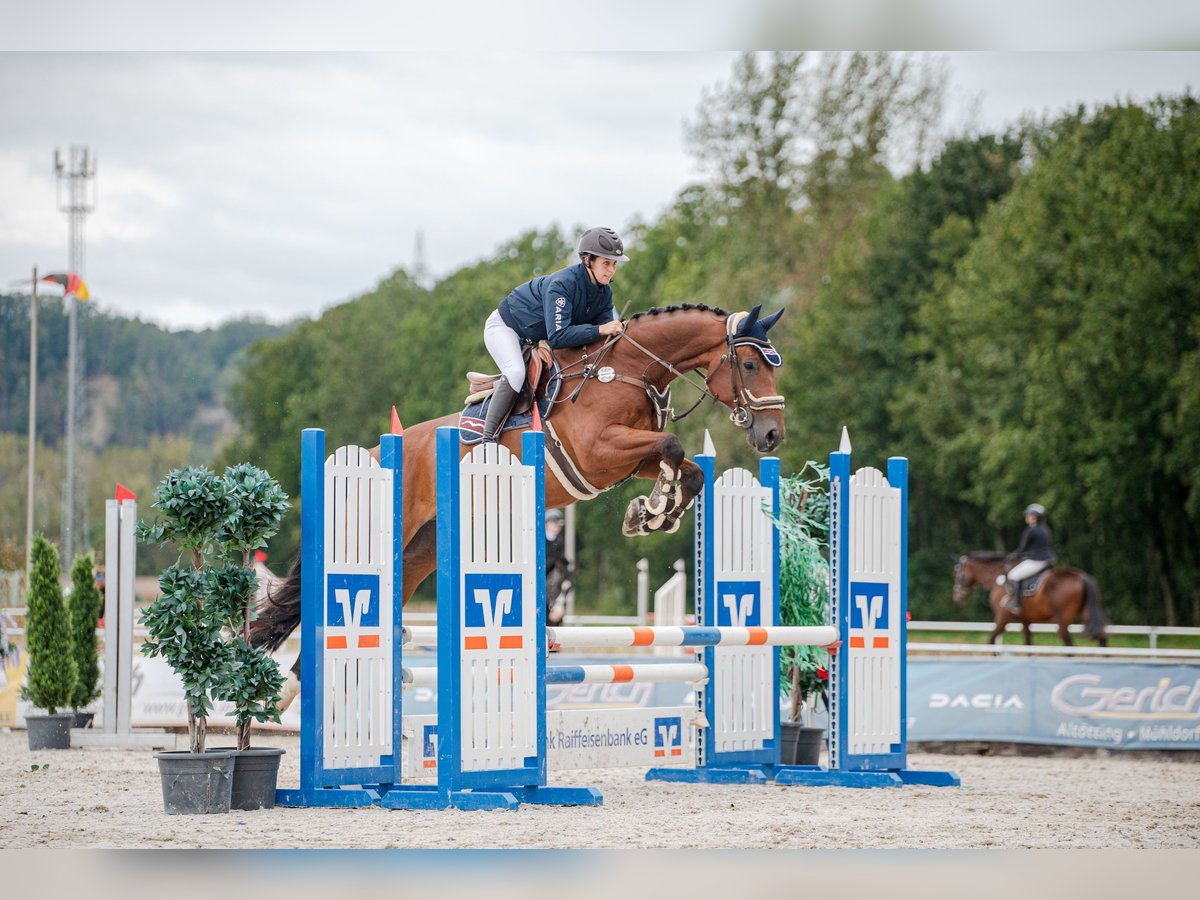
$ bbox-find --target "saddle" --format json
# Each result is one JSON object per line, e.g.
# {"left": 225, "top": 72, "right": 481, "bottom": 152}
{"left": 465, "top": 343, "right": 554, "bottom": 413}
{"left": 458, "top": 343, "right": 561, "bottom": 443}
{"left": 1019, "top": 569, "right": 1048, "bottom": 597}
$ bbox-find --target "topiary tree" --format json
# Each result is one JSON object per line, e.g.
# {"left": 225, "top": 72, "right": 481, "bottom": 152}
{"left": 68, "top": 553, "right": 103, "bottom": 714}
{"left": 22, "top": 534, "right": 78, "bottom": 715}
{"left": 139, "top": 463, "right": 291, "bottom": 754}
{"left": 138, "top": 466, "right": 234, "bottom": 754}
{"left": 775, "top": 462, "right": 832, "bottom": 724}
{"left": 216, "top": 463, "right": 290, "bottom": 751}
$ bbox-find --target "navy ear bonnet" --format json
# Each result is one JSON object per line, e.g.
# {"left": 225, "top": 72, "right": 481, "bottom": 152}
{"left": 729, "top": 305, "right": 784, "bottom": 367}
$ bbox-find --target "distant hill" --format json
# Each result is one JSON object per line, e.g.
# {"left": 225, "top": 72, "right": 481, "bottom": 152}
{"left": 0, "top": 294, "right": 293, "bottom": 559}
{"left": 1, "top": 295, "right": 292, "bottom": 455}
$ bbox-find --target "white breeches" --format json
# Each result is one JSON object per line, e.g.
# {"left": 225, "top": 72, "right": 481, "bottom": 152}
{"left": 484, "top": 309, "right": 526, "bottom": 391}
{"left": 1008, "top": 558, "right": 1051, "bottom": 582}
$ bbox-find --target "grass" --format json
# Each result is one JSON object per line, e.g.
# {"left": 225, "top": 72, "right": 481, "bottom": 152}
{"left": 910, "top": 627, "right": 1200, "bottom": 650}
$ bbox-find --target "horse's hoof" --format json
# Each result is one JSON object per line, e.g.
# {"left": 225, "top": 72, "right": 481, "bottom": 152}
{"left": 277, "top": 671, "right": 301, "bottom": 713}
{"left": 645, "top": 493, "right": 668, "bottom": 516}
{"left": 622, "top": 496, "right": 651, "bottom": 536}
{"left": 663, "top": 516, "right": 681, "bottom": 534}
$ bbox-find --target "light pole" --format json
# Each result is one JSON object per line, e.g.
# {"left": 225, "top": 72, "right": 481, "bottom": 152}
{"left": 54, "top": 145, "right": 97, "bottom": 563}
{"left": 26, "top": 267, "right": 39, "bottom": 583}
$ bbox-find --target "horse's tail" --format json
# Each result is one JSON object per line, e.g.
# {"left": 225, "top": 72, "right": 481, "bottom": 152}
{"left": 1080, "top": 573, "right": 1109, "bottom": 641}
{"left": 249, "top": 552, "right": 303, "bottom": 653}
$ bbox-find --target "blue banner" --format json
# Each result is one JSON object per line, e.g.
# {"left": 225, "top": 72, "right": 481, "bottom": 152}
{"left": 908, "top": 658, "right": 1200, "bottom": 750}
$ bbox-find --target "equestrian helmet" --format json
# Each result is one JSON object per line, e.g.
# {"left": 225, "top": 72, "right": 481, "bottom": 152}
{"left": 1024, "top": 503, "right": 1046, "bottom": 519}
{"left": 578, "top": 227, "right": 629, "bottom": 262}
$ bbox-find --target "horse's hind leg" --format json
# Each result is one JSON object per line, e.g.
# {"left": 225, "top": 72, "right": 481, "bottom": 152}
{"left": 401, "top": 519, "right": 439, "bottom": 604}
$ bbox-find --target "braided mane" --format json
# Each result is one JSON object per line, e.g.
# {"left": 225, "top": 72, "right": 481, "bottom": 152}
{"left": 628, "top": 302, "right": 730, "bottom": 322}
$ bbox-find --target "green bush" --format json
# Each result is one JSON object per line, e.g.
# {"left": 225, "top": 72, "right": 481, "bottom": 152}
{"left": 775, "top": 463, "right": 831, "bottom": 723}
{"left": 22, "top": 535, "right": 77, "bottom": 715}
{"left": 68, "top": 553, "right": 103, "bottom": 711}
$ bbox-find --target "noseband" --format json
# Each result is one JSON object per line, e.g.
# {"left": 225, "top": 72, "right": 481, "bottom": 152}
{"left": 706, "top": 332, "right": 786, "bottom": 429}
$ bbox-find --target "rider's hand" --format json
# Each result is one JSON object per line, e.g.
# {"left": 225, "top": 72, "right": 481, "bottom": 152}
{"left": 598, "top": 319, "right": 625, "bottom": 337}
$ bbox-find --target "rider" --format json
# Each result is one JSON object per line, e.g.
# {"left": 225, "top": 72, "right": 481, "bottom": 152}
{"left": 479, "top": 227, "right": 629, "bottom": 442}
{"left": 1003, "top": 503, "right": 1054, "bottom": 614}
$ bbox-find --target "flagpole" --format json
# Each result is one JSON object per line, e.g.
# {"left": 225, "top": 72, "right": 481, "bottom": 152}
{"left": 26, "top": 266, "right": 38, "bottom": 583}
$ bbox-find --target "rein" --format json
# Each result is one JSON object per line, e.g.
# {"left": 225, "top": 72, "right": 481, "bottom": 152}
{"left": 547, "top": 312, "right": 784, "bottom": 430}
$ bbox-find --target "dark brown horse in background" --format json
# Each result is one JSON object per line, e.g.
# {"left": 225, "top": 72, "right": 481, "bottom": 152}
{"left": 953, "top": 551, "right": 1109, "bottom": 646}
{"left": 250, "top": 303, "right": 787, "bottom": 707}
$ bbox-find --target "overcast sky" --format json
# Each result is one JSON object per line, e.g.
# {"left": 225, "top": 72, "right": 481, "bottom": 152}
{"left": 1, "top": 50, "right": 1197, "bottom": 331}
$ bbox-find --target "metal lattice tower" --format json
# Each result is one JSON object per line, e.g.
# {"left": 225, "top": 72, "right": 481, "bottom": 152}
{"left": 413, "top": 228, "right": 429, "bottom": 288}
{"left": 55, "top": 145, "right": 97, "bottom": 563}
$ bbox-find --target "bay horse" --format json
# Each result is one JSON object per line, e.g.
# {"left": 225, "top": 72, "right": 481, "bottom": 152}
{"left": 953, "top": 551, "right": 1109, "bottom": 646}
{"left": 250, "top": 303, "right": 787, "bottom": 706}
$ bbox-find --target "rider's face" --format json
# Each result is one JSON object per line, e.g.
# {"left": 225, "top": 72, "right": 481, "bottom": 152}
{"left": 587, "top": 256, "right": 618, "bottom": 285}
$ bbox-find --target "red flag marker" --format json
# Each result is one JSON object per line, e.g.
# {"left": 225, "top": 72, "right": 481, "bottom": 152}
{"left": 531, "top": 401, "right": 543, "bottom": 433}
{"left": 391, "top": 405, "right": 404, "bottom": 435}
{"left": 115, "top": 483, "right": 137, "bottom": 501}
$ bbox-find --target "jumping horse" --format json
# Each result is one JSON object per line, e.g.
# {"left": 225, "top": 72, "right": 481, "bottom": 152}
{"left": 250, "top": 303, "right": 788, "bottom": 706}
{"left": 953, "top": 551, "right": 1109, "bottom": 646}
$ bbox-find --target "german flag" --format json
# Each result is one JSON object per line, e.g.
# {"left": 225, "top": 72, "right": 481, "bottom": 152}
{"left": 41, "top": 271, "right": 89, "bottom": 300}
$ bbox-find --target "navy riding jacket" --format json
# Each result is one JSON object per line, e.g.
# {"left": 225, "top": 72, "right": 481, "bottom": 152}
{"left": 498, "top": 263, "right": 615, "bottom": 349}
{"left": 1014, "top": 522, "right": 1054, "bottom": 561}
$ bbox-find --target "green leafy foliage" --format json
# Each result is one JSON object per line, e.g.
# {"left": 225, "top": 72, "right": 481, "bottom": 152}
{"left": 68, "top": 553, "right": 103, "bottom": 710}
{"left": 774, "top": 464, "right": 831, "bottom": 722}
{"left": 901, "top": 97, "right": 1200, "bottom": 623}
{"left": 139, "top": 464, "right": 290, "bottom": 751}
{"left": 21, "top": 535, "right": 77, "bottom": 715}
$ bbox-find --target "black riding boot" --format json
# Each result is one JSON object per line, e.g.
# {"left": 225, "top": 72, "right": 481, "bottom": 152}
{"left": 1005, "top": 580, "right": 1023, "bottom": 614}
{"left": 481, "top": 378, "right": 520, "bottom": 443}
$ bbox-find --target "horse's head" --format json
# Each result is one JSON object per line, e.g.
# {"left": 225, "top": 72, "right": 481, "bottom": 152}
{"left": 709, "top": 306, "right": 786, "bottom": 453}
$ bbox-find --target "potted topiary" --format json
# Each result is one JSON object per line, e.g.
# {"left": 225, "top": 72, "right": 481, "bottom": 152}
{"left": 139, "top": 463, "right": 290, "bottom": 814}
{"left": 775, "top": 462, "right": 832, "bottom": 766}
{"left": 21, "top": 534, "right": 78, "bottom": 750}
{"left": 67, "top": 553, "right": 103, "bottom": 729}
{"left": 209, "top": 462, "right": 290, "bottom": 810}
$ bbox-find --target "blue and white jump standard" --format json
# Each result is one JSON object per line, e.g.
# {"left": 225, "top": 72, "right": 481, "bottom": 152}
{"left": 379, "top": 427, "right": 602, "bottom": 810}
{"left": 275, "top": 429, "right": 406, "bottom": 808}
{"left": 771, "top": 436, "right": 959, "bottom": 788}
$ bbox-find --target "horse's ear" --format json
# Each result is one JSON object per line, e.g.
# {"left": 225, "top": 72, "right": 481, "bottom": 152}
{"left": 739, "top": 305, "right": 762, "bottom": 335}
{"left": 760, "top": 308, "right": 784, "bottom": 332}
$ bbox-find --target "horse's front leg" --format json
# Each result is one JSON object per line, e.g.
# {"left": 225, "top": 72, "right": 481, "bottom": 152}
{"left": 587, "top": 426, "right": 703, "bottom": 536}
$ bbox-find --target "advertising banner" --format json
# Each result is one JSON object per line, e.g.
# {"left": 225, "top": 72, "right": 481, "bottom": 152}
{"left": 908, "top": 658, "right": 1200, "bottom": 750}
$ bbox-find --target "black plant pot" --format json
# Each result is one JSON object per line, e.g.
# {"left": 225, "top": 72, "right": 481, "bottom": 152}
{"left": 211, "top": 747, "right": 286, "bottom": 810}
{"left": 154, "top": 749, "right": 236, "bottom": 815}
{"left": 26, "top": 712, "right": 75, "bottom": 750}
{"left": 779, "top": 722, "right": 825, "bottom": 766}
{"left": 72, "top": 711, "right": 95, "bottom": 729}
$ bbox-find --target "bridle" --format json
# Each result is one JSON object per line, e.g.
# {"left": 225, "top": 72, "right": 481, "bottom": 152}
{"left": 551, "top": 312, "right": 785, "bottom": 431}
